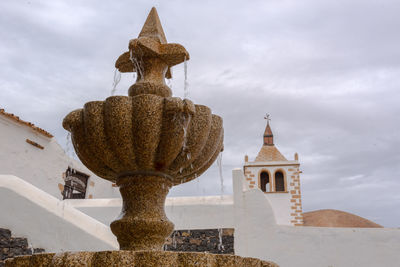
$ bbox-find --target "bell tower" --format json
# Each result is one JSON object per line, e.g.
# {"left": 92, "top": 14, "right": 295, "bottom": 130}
{"left": 243, "top": 115, "right": 304, "bottom": 226}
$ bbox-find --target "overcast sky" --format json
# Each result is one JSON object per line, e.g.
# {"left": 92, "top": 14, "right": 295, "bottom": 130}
{"left": 1, "top": 0, "right": 399, "bottom": 227}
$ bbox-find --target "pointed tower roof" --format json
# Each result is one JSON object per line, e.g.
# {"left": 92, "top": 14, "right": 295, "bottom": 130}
{"left": 263, "top": 121, "right": 273, "bottom": 146}
{"left": 255, "top": 115, "right": 287, "bottom": 162}
{"left": 139, "top": 7, "right": 167, "bottom": 44}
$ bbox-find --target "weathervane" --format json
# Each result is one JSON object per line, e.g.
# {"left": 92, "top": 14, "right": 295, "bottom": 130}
{"left": 264, "top": 113, "right": 271, "bottom": 124}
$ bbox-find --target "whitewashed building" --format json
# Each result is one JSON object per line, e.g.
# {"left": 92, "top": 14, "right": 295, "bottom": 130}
{"left": 0, "top": 108, "right": 120, "bottom": 200}
{"left": 1, "top": 109, "right": 399, "bottom": 267}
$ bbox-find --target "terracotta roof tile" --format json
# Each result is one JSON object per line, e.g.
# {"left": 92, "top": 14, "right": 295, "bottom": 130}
{"left": 255, "top": 145, "right": 287, "bottom": 162}
{"left": 263, "top": 122, "right": 274, "bottom": 145}
{"left": 0, "top": 108, "right": 53, "bottom": 138}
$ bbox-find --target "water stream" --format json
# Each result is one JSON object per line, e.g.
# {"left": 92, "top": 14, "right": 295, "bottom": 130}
{"left": 166, "top": 67, "right": 173, "bottom": 89}
{"left": 181, "top": 113, "right": 190, "bottom": 151}
{"left": 216, "top": 152, "right": 225, "bottom": 252}
{"left": 183, "top": 56, "right": 189, "bottom": 98}
{"left": 129, "top": 48, "right": 143, "bottom": 78}
{"left": 166, "top": 78, "right": 172, "bottom": 89}
{"left": 179, "top": 112, "right": 191, "bottom": 176}
{"left": 217, "top": 152, "right": 224, "bottom": 197}
{"left": 111, "top": 68, "right": 121, "bottom": 96}
{"left": 172, "top": 231, "right": 177, "bottom": 249}
{"left": 65, "top": 132, "right": 75, "bottom": 168}
{"left": 218, "top": 228, "right": 225, "bottom": 252}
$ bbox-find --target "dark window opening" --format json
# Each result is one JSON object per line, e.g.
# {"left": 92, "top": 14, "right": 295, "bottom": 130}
{"left": 275, "top": 171, "right": 285, "bottom": 192}
{"left": 62, "top": 167, "right": 89, "bottom": 199}
{"left": 260, "top": 171, "right": 270, "bottom": 192}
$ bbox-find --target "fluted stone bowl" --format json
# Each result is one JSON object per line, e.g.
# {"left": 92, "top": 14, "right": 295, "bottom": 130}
{"left": 62, "top": 94, "right": 223, "bottom": 185}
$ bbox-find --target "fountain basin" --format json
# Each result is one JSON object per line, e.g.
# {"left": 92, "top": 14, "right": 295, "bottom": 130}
{"left": 6, "top": 251, "right": 279, "bottom": 267}
{"left": 63, "top": 94, "right": 223, "bottom": 185}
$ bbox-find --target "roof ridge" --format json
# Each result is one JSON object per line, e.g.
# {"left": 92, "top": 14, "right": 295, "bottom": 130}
{"left": 0, "top": 108, "right": 53, "bottom": 138}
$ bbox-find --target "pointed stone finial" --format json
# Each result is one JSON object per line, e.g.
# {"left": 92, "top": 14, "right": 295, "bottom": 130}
{"left": 115, "top": 7, "right": 189, "bottom": 96}
{"left": 139, "top": 7, "right": 167, "bottom": 44}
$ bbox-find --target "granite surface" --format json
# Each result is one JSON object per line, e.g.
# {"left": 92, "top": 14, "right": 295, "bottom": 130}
{"left": 5, "top": 251, "right": 279, "bottom": 267}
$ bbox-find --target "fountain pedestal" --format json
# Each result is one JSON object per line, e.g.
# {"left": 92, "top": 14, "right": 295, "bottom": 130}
{"left": 110, "top": 175, "right": 174, "bottom": 251}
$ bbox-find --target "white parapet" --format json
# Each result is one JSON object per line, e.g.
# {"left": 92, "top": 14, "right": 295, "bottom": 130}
{"left": 0, "top": 175, "right": 118, "bottom": 252}
{"left": 65, "top": 195, "right": 235, "bottom": 230}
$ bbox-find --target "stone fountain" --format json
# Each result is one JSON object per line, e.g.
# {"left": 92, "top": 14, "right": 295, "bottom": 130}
{"left": 6, "top": 7, "right": 278, "bottom": 267}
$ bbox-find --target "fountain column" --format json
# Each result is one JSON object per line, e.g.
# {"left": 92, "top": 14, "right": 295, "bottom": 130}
{"left": 111, "top": 175, "right": 174, "bottom": 251}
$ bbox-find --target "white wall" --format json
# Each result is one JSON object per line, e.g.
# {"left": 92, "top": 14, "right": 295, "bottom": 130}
{"left": 0, "top": 115, "right": 120, "bottom": 199}
{"left": 67, "top": 196, "right": 235, "bottom": 230}
{"left": 263, "top": 193, "right": 292, "bottom": 225}
{"left": 0, "top": 175, "right": 118, "bottom": 252}
{"left": 232, "top": 169, "right": 400, "bottom": 267}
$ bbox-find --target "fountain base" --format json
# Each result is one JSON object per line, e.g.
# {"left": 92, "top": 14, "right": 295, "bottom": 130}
{"left": 110, "top": 174, "right": 174, "bottom": 250}
{"left": 5, "top": 251, "right": 279, "bottom": 266}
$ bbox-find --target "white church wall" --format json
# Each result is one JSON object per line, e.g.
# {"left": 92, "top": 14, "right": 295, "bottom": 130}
{"left": 0, "top": 175, "right": 118, "bottom": 252}
{"left": 232, "top": 169, "right": 400, "bottom": 267}
{"left": 0, "top": 115, "right": 120, "bottom": 199}
{"left": 263, "top": 193, "right": 292, "bottom": 226}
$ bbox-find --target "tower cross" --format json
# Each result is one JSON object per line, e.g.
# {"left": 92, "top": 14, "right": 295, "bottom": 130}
{"left": 264, "top": 113, "right": 271, "bottom": 124}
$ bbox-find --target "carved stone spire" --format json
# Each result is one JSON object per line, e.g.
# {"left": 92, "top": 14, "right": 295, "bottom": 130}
{"left": 139, "top": 7, "right": 167, "bottom": 43}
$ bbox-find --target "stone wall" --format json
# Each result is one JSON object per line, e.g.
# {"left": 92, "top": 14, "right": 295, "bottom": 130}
{"left": 0, "top": 228, "right": 44, "bottom": 267}
{"left": 164, "top": 228, "right": 234, "bottom": 254}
